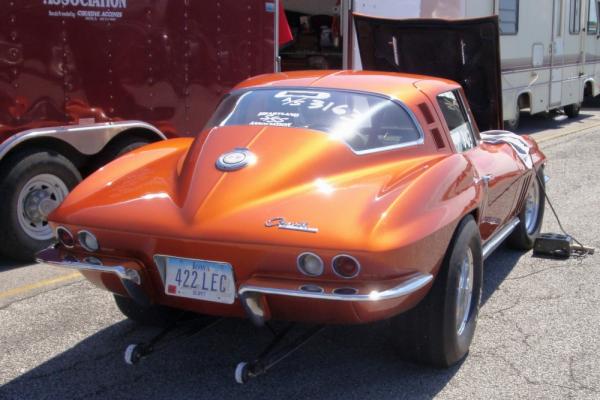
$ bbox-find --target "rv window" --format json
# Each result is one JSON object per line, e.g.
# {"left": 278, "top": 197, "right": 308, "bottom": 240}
{"left": 570, "top": 0, "right": 582, "bottom": 34}
{"left": 555, "top": 0, "right": 564, "bottom": 36}
{"left": 588, "top": 0, "right": 598, "bottom": 34}
{"left": 436, "top": 91, "right": 477, "bottom": 153}
{"left": 499, "top": 0, "right": 519, "bottom": 35}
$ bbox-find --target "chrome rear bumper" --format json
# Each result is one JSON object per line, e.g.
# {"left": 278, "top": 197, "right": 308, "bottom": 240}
{"left": 238, "top": 273, "right": 433, "bottom": 302}
{"left": 238, "top": 273, "right": 433, "bottom": 326}
{"left": 37, "top": 252, "right": 141, "bottom": 284}
{"left": 36, "top": 244, "right": 148, "bottom": 305}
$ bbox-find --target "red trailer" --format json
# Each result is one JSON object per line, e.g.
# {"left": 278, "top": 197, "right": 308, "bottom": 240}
{"left": 0, "top": 0, "right": 283, "bottom": 260}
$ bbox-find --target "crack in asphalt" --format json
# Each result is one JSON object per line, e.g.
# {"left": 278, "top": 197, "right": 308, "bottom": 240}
{"left": 506, "top": 264, "right": 573, "bottom": 281}
{"left": 567, "top": 354, "right": 600, "bottom": 394}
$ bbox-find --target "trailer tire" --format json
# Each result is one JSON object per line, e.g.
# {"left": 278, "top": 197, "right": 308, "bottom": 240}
{"left": 0, "top": 148, "right": 82, "bottom": 261}
{"left": 94, "top": 135, "right": 154, "bottom": 168}
{"left": 564, "top": 103, "right": 581, "bottom": 118}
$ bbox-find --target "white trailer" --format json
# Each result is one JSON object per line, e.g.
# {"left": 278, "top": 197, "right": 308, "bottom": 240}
{"left": 279, "top": 0, "right": 600, "bottom": 129}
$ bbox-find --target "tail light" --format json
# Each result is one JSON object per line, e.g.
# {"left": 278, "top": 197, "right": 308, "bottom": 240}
{"left": 78, "top": 230, "right": 99, "bottom": 252}
{"left": 297, "top": 252, "right": 324, "bottom": 277}
{"left": 56, "top": 227, "right": 74, "bottom": 248}
{"left": 332, "top": 255, "right": 360, "bottom": 279}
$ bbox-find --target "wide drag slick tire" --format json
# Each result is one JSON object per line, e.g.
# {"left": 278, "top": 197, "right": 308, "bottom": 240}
{"left": 508, "top": 168, "right": 545, "bottom": 250}
{"left": 0, "top": 148, "right": 81, "bottom": 261}
{"left": 114, "top": 295, "right": 179, "bottom": 327}
{"left": 392, "top": 215, "right": 483, "bottom": 367}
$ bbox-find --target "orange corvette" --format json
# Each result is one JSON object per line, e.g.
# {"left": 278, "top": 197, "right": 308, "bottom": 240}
{"left": 37, "top": 69, "right": 546, "bottom": 372}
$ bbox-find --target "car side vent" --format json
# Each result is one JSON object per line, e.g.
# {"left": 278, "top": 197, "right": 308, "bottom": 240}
{"left": 418, "top": 103, "right": 435, "bottom": 124}
{"left": 431, "top": 128, "right": 445, "bottom": 149}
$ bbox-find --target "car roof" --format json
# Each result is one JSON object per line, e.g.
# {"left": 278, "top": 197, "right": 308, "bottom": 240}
{"left": 234, "top": 70, "right": 462, "bottom": 106}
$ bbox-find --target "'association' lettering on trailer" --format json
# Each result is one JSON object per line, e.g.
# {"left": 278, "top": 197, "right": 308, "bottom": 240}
{"left": 43, "top": 0, "right": 127, "bottom": 8}
{"left": 43, "top": 0, "right": 127, "bottom": 22}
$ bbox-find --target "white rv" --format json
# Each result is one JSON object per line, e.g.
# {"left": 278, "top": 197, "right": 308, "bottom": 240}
{"left": 279, "top": 0, "right": 600, "bottom": 129}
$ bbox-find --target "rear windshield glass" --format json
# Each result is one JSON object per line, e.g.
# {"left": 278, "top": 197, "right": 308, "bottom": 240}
{"left": 205, "top": 89, "right": 422, "bottom": 153}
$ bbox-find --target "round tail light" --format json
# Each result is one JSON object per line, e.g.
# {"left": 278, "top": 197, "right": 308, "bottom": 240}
{"left": 297, "top": 252, "right": 324, "bottom": 277}
{"left": 56, "top": 226, "right": 74, "bottom": 248}
{"left": 78, "top": 230, "right": 99, "bottom": 252}
{"left": 332, "top": 255, "right": 361, "bottom": 279}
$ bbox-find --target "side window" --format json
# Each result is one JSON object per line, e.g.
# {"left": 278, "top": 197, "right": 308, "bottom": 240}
{"left": 499, "top": 0, "right": 519, "bottom": 35}
{"left": 570, "top": 0, "right": 582, "bottom": 34}
{"left": 556, "top": 0, "right": 564, "bottom": 37}
{"left": 588, "top": 0, "right": 598, "bottom": 34}
{"left": 437, "top": 91, "right": 477, "bottom": 153}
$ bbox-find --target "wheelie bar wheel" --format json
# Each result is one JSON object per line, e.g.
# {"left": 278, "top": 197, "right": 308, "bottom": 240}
{"left": 235, "top": 362, "right": 250, "bottom": 384}
{"left": 124, "top": 343, "right": 147, "bottom": 365}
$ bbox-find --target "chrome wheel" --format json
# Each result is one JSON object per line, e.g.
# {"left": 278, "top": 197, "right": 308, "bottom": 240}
{"left": 524, "top": 179, "right": 540, "bottom": 235}
{"left": 16, "top": 174, "right": 69, "bottom": 240}
{"left": 456, "top": 247, "right": 474, "bottom": 336}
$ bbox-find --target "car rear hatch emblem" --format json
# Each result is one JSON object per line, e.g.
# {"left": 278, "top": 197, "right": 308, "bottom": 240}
{"left": 216, "top": 148, "right": 255, "bottom": 171}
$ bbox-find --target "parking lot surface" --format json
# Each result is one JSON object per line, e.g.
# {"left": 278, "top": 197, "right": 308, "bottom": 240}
{"left": 1, "top": 111, "right": 599, "bottom": 399}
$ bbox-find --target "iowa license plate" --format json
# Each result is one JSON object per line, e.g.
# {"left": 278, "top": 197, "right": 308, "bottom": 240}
{"left": 164, "top": 257, "right": 235, "bottom": 304}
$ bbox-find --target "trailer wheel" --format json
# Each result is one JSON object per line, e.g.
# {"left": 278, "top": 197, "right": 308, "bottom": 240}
{"left": 0, "top": 148, "right": 81, "bottom": 261}
{"left": 564, "top": 102, "right": 581, "bottom": 118}
{"left": 94, "top": 135, "right": 154, "bottom": 168}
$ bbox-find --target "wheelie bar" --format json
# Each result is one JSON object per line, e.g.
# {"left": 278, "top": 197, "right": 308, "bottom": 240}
{"left": 235, "top": 324, "right": 324, "bottom": 384}
{"left": 124, "top": 315, "right": 222, "bottom": 365}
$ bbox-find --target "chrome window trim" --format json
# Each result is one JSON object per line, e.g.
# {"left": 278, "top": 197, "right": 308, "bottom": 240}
{"left": 209, "top": 86, "right": 426, "bottom": 156}
{"left": 331, "top": 254, "right": 361, "bottom": 279}
{"left": 437, "top": 89, "right": 479, "bottom": 153}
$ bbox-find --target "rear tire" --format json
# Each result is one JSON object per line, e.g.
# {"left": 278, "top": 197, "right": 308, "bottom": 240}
{"left": 508, "top": 168, "right": 545, "bottom": 250}
{"left": 114, "top": 295, "right": 178, "bottom": 327}
{"left": 564, "top": 102, "right": 581, "bottom": 118}
{"left": 392, "top": 215, "right": 483, "bottom": 367}
{"left": 0, "top": 148, "right": 81, "bottom": 261}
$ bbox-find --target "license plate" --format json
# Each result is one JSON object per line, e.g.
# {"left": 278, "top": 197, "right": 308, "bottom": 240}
{"left": 164, "top": 257, "right": 235, "bottom": 304}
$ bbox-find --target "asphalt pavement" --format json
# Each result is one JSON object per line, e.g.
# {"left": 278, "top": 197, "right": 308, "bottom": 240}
{"left": 1, "top": 110, "right": 599, "bottom": 399}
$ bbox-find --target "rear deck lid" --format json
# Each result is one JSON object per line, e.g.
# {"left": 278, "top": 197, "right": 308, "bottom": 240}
{"left": 354, "top": 15, "right": 502, "bottom": 131}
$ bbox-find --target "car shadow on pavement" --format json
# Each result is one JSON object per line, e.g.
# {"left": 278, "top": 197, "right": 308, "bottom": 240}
{"left": 481, "top": 244, "right": 524, "bottom": 305}
{"left": 0, "top": 316, "right": 463, "bottom": 400}
{"left": 0, "top": 258, "right": 29, "bottom": 272}
{"left": 1, "top": 248, "right": 526, "bottom": 400}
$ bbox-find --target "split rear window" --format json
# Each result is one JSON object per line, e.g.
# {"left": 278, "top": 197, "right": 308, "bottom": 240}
{"left": 206, "top": 89, "right": 422, "bottom": 153}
